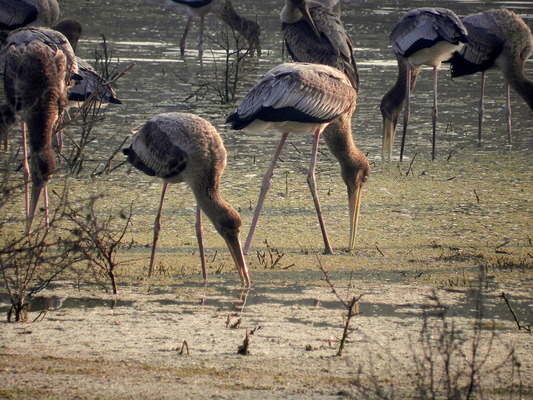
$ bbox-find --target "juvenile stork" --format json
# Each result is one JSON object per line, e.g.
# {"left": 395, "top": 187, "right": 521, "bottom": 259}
{"left": 227, "top": 62, "right": 368, "bottom": 255}
{"left": 0, "top": 27, "right": 77, "bottom": 232}
{"left": 148, "top": 0, "right": 261, "bottom": 57}
{"left": 123, "top": 112, "right": 250, "bottom": 286}
{"left": 280, "top": 0, "right": 368, "bottom": 253}
{"left": 449, "top": 8, "right": 533, "bottom": 142}
{"left": 0, "top": 0, "right": 59, "bottom": 30}
{"left": 380, "top": 8, "right": 468, "bottom": 161}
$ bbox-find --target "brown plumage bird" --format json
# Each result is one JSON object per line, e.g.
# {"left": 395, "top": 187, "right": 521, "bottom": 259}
{"left": 1, "top": 27, "right": 77, "bottom": 232}
{"left": 450, "top": 8, "right": 533, "bottom": 142}
{"left": 227, "top": 62, "right": 368, "bottom": 255}
{"left": 123, "top": 112, "right": 250, "bottom": 286}
{"left": 280, "top": 0, "right": 368, "bottom": 254}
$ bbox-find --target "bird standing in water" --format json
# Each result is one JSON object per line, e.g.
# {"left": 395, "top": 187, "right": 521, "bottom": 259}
{"left": 148, "top": 0, "right": 260, "bottom": 57}
{"left": 380, "top": 8, "right": 468, "bottom": 161}
{"left": 449, "top": 8, "right": 533, "bottom": 142}
{"left": 227, "top": 62, "right": 366, "bottom": 255}
{"left": 280, "top": 0, "right": 368, "bottom": 253}
{"left": 123, "top": 112, "right": 250, "bottom": 286}
{"left": 0, "top": 27, "right": 77, "bottom": 232}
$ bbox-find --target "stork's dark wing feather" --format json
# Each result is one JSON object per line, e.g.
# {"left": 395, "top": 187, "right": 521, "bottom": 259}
{"left": 391, "top": 8, "right": 468, "bottom": 58}
{"left": 449, "top": 21, "right": 504, "bottom": 77}
{"left": 0, "top": 0, "right": 38, "bottom": 30}
{"left": 125, "top": 120, "right": 188, "bottom": 180}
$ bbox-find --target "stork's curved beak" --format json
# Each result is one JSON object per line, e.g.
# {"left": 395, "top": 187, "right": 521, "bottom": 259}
{"left": 382, "top": 115, "right": 397, "bottom": 161}
{"left": 298, "top": 2, "right": 321, "bottom": 39}
{"left": 224, "top": 232, "right": 251, "bottom": 287}
{"left": 348, "top": 182, "right": 364, "bottom": 251}
{"left": 27, "top": 176, "right": 46, "bottom": 233}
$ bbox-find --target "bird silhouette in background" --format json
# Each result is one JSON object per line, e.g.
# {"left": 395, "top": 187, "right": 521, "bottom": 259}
{"left": 0, "top": 27, "right": 77, "bottom": 232}
{"left": 449, "top": 8, "right": 533, "bottom": 142}
{"left": 227, "top": 62, "right": 368, "bottom": 255}
{"left": 380, "top": 8, "right": 468, "bottom": 161}
{"left": 123, "top": 112, "right": 251, "bottom": 286}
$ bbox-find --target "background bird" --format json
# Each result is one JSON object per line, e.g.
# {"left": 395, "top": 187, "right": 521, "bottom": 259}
{"left": 147, "top": 0, "right": 260, "bottom": 57}
{"left": 68, "top": 57, "right": 122, "bottom": 109}
{"left": 227, "top": 62, "right": 366, "bottom": 255}
{"left": 280, "top": 0, "right": 368, "bottom": 253}
{"left": 281, "top": 0, "right": 358, "bottom": 88}
{"left": 0, "top": 27, "right": 76, "bottom": 232}
{"left": 449, "top": 8, "right": 533, "bottom": 142}
{"left": 380, "top": 7, "right": 468, "bottom": 161}
{"left": 123, "top": 112, "right": 250, "bottom": 286}
{"left": 0, "top": 0, "right": 59, "bottom": 31}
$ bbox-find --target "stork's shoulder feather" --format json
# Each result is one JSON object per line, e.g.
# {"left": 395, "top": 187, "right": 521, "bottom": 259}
{"left": 228, "top": 63, "right": 355, "bottom": 127}
{"left": 127, "top": 117, "right": 189, "bottom": 180}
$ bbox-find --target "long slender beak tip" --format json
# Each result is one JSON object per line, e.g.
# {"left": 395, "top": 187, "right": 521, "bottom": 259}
{"left": 300, "top": 5, "right": 321, "bottom": 39}
{"left": 348, "top": 186, "right": 364, "bottom": 251}
{"left": 225, "top": 234, "right": 251, "bottom": 287}
{"left": 27, "top": 180, "right": 45, "bottom": 232}
{"left": 382, "top": 117, "right": 396, "bottom": 161}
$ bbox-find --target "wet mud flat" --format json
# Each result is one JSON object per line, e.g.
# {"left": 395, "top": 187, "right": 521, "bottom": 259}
{"left": 1, "top": 261, "right": 532, "bottom": 399}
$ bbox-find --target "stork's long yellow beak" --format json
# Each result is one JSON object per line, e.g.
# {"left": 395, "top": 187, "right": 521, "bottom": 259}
{"left": 224, "top": 233, "right": 251, "bottom": 287}
{"left": 348, "top": 183, "right": 364, "bottom": 251}
{"left": 27, "top": 177, "right": 46, "bottom": 233}
{"left": 382, "top": 115, "right": 397, "bottom": 161}
{"left": 299, "top": 3, "right": 321, "bottom": 39}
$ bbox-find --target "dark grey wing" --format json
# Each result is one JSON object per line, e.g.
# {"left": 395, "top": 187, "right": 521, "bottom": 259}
{"left": 450, "top": 21, "right": 504, "bottom": 77}
{"left": 391, "top": 8, "right": 468, "bottom": 58}
{"left": 68, "top": 57, "right": 121, "bottom": 105}
{"left": 0, "top": 0, "right": 38, "bottom": 30}
{"left": 125, "top": 120, "right": 188, "bottom": 180}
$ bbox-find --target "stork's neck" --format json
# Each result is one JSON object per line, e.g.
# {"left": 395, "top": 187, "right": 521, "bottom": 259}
{"left": 192, "top": 173, "right": 239, "bottom": 235}
{"left": 380, "top": 58, "right": 420, "bottom": 124}
{"left": 503, "top": 65, "right": 533, "bottom": 110}
{"left": 322, "top": 113, "right": 367, "bottom": 183}
{"left": 280, "top": 1, "right": 302, "bottom": 24}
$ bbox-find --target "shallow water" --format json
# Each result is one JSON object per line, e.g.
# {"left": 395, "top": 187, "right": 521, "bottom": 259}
{"left": 56, "top": 0, "right": 533, "bottom": 165}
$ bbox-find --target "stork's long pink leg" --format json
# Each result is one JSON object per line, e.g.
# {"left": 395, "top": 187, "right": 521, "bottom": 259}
{"left": 307, "top": 130, "right": 333, "bottom": 254}
{"left": 148, "top": 182, "right": 168, "bottom": 278}
{"left": 478, "top": 72, "right": 486, "bottom": 142}
{"left": 505, "top": 84, "right": 512, "bottom": 143}
{"left": 431, "top": 65, "right": 438, "bottom": 161}
{"left": 198, "top": 15, "right": 205, "bottom": 57}
{"left": 243, "top": 132, "right": 289, "bottom": 255}
{"left": 195, "top": 204, "right": 207, "bottom": 282}
{"left": 21, "top": 123, "right": 31, "bottom": 232}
